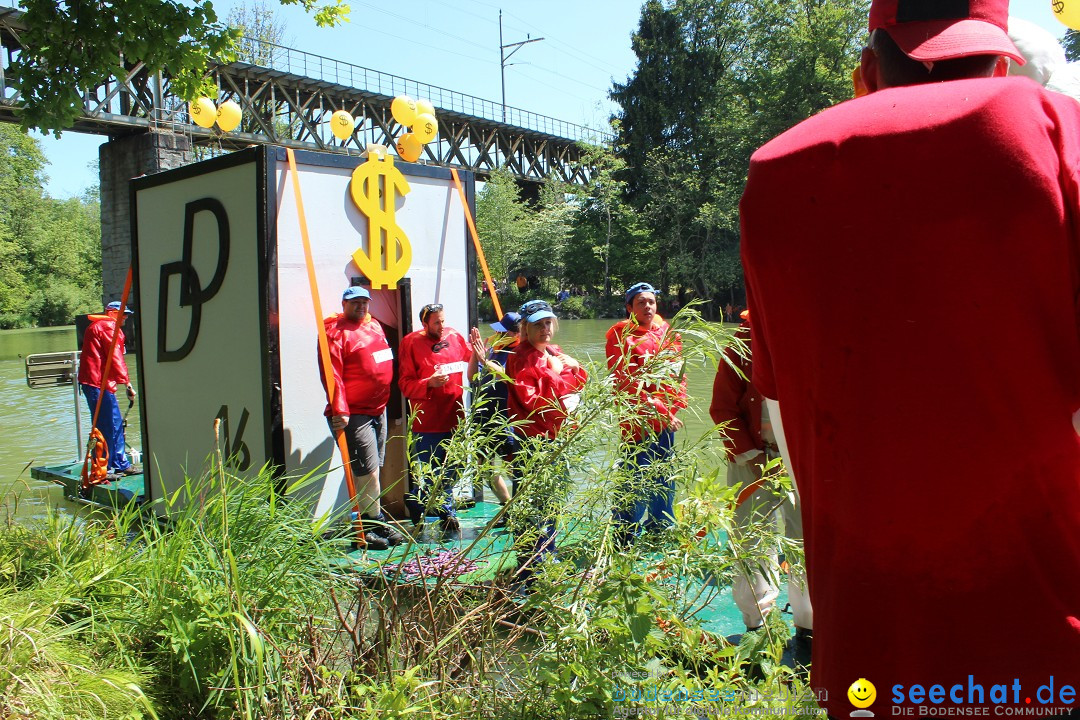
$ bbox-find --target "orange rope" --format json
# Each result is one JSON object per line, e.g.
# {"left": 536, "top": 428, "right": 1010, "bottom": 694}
{"left": 285, "top": 148, "right": 362, "bottom": 523}
{"left": 450, "top": 168, "right": 503, "bottom": 318}
{"left": 81, "top": 267, "right": 132, "bottom": 491}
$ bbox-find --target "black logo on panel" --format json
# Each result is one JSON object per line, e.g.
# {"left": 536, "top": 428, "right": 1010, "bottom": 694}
{"left": 158, "top": 198, "right": 230, "bottom": 362}
{"left": 215, "top": 404, "right": 251, "bottom": 471}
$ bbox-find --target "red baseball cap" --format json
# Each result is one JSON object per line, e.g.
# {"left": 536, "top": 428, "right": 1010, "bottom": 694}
{"left": 869, "top": 0, "right": 1024, "bottom": 65}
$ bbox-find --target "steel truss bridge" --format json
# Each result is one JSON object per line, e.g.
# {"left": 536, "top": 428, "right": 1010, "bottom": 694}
{"left": 0, "top": 6, "right": 606, "bottom": 184}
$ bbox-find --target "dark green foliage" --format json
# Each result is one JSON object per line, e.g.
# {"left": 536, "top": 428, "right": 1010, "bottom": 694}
{"left": 611, "top": 0, "right": 869, "bottom": 315}
{"left": 1065, "top": 29, "right": 1080, "bottom": 63}
{"left": 13, "top": 0, "right": 347, "bottom": 135}
{"left": 0, "top": 126, "right": 101, "bottom": 328}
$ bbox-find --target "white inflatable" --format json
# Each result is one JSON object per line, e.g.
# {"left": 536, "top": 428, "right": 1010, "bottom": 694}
{"left": 1008, "top": 15, "right": 1080, "bottom": 102}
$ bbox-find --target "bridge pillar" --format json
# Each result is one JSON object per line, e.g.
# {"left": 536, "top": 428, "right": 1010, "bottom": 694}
{"left": 99, "top": 132, "right": 192, "bottom": 303}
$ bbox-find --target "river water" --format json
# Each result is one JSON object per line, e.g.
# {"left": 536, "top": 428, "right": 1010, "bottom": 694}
{"left": 0, "top": 319, "right": 724, "bottom": 518}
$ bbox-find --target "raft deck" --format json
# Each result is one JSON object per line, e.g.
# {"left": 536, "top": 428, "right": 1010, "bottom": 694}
{"left": 30, "top": 460, "right": 145, "bottom": 509}
{"left": 30, "top": 463, "right": 779, "bottom": 638}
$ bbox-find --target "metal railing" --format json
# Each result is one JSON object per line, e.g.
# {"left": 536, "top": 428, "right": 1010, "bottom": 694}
{"left": 228, "top": 37, "right": 610, "bottom": 142}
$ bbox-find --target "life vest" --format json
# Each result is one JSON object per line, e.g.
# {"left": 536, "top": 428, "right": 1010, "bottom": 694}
{"left": 80, "top": 428, "right": 110, "bottom": 492}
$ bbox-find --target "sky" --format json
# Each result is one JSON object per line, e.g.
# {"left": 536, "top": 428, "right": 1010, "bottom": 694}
{"left": 30, "top": 0, "right": 1071, "bottom": 198}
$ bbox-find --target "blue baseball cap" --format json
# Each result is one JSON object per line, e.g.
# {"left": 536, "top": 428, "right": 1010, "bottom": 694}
{"left": 519, "top": 299, "right": 556, "bottom": 323}
{"left": 343, "top": 286, "right": 370, "bottom": 301}
{"left": 625, "top": 282, "right": 659, "bottom": 304}
{"left": 106, "top": 301, "right": 134, "bottom": 314}
{"left": 490, "top": 311, "right": 521, "bottom": 333}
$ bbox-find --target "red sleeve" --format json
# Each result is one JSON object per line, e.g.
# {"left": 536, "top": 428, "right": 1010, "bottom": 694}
{"left": 709, "top": 349, "right": 756, "bottom": 459}
{"left": 560, "top": 364, "right": 588, "bottom": 394}
{"left": 742, "top": 252, "right": 777, "bottom": 400}
{"left": 606, "top": 324, "right": 640, "bottom": 398}
{"left": 511, "top": 363, "right": 562, "bottom": 416}
{"left": 651, "top": 330, "right": 687, "bottom": 420}
{"left": 319, "top": 325, "right": 349, "bottom": 417}
{"left": 605, "top": 324, "right": 625, "bottom": 372}
{"left": 397, "top": 334, "right": 429, "bottom": 402}
{"left": 609, "top": 324, "right": 684, "bottom": 423}
{"left": 111, "top": 331, "right": 130, "bottom": 385}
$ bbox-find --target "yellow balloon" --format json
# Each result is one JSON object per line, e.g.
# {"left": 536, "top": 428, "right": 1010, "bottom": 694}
{"left": 396, "top": 132, "right": 422, "bottom": 162}
{"left": 1054, "top": 0, "right": 1080, "bottom": 30}
{"left": 415, "top": 98, "right": 435, "bottom": 116}
{"left": 189, "top": 97, "right": 217, "bottom": 129}
{"left": 330, "top": 110, "right": 355, "bottom": 140}
{"left": 413, "top": 113, "right": 438, "bottom": 143}
{"left": 391, "top": 95, "right": 418, "bottom": 126}
{"left": 216, "top": 100, "right": 242, "bottom": 132}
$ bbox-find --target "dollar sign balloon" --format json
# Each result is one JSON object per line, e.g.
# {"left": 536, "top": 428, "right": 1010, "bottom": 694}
{"left": 349, "top": 155, "right": 413, "bottom": 289}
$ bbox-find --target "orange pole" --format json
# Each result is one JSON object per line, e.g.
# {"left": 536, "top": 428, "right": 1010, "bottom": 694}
{"left": 285, "top": 149, "right": 362, "bottom": 523}
{"left": 450, "top": 168, "right": 503, "bottom": 318}
{"left": 81, "top": 266, "right": 133, "bottom": 491}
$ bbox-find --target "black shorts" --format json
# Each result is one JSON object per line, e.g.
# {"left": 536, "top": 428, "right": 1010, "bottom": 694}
{"left": 332, "top": 411, "right": 386, "bottom": 476}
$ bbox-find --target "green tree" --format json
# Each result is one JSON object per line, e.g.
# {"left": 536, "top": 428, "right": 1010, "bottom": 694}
{"left": 518, "top": 181, "right": 577, "bottom": 286}
{"left": 0, "top": 126, "right": 101, "bottom": 327}
{"left": 577, "top": 140, "right": 626, "bottom": 297}
{"left": 475, "top": 169, "right": 529, "bottom": 285}
{"left": 611, "top": 0, "right": 867, "bottom": 315}
{"left": 1065, "top": 30, "right": 1080, "bottom": 63}
{"left": 14, "top": 0, "right": 349, "bottom": 135}
{"left": 228, "top": 0, "right": 292, "bottom": 67}
{"left": 565, "top": 138, "right": 653, "bottom": 296}
{"left": 0, "top": 125, "right": 47, "bottom": 324}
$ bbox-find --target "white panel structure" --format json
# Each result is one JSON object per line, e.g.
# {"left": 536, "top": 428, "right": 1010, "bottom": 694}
{"left": 131, "top": 147, "right": 476, "bottom": 519}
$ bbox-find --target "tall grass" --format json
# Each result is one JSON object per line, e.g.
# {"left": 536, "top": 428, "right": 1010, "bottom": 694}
{"left": 0, "top": 307, "right": 816, "bottom": 719}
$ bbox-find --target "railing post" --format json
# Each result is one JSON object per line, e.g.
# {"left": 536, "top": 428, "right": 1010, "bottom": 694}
{"left": 72, "top": 351, "right": 83, "bottom": 459}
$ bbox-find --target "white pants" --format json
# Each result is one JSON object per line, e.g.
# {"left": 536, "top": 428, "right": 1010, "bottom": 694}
{"left": 727, "top": 459, "right": 813, "bottom": 631}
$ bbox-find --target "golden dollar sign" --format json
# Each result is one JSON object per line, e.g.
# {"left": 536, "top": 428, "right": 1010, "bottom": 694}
{"left": 349, "top": 154, "right": 413, "bottom": 289}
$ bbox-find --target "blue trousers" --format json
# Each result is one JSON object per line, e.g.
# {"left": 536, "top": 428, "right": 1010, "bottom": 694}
{"left": 81, "top": 384, "right": 132, "bottom": 472}
{"left": 407, "top": 431, "right": 457, "bottom": 523}
{"left": 613, "top": 429, "right": 676, "bottom": 542}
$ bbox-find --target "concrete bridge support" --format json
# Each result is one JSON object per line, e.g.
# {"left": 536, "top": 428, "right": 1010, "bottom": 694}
{"left": 99, "top": 132, "right": 191, "bottom": 304}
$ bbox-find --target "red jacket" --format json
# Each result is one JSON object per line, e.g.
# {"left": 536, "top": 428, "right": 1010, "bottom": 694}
{"left": 709, "top": 322, "right": 764, "bottom": 461}
{"left": 77, "top": 313, "right": 129, "bottom": 394}
{"left": 398, "top": 327, "right": 470, "bottom": 433}
{"left": 506, "top": 341, "right": 588, "bottom": 439}
{"left": 605, "top": 316, "right": 688, "bottom": 442}
{"left": 320, "top": 313, "right": 394, "bottom": 417}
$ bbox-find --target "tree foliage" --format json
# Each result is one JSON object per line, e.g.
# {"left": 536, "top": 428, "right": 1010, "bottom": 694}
{"left": 228, "top": 0, "right": 292, "bottom": 67}
{"left": 475, "top": 170, "right": 529, "bottom": 286}
{"left": 13, "top": 0, "right": 348, "bottom": 135}
{"left": 0, "top": 125, "right": 101, "bottom": 328}
{"left": 1065, "top": 29, "right": 1080, "bottom": 63}
{"left": 611, "top": 0, "right": 868, "bottom": 314}
{"left": 565, "top": 139, "right": 653, "bottom": 296}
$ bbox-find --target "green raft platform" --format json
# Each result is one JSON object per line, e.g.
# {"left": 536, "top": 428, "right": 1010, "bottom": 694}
{"left": 29, "top": 463, "right": 776, "bottom": 638}
{"left": 331, "top": 500, "right": 780, "bottom": 639}
{"left": 31, "top": 460, "right": 146, "bottom": 509}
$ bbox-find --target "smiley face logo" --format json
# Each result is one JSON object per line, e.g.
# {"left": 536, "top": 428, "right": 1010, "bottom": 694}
{"left": 848, "top": 678, "right": 877, "bottom": 709}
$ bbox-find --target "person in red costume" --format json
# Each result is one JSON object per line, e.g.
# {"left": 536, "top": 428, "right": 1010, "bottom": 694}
{"left": 605, "top": 281, "right": 687, "bottom": 545}
{"left": 398, "top": 302, "right": 471, "bottom": 536}
{"left": 320, "top": 286, "right": 404, "bottom": 551}
{"left": 78, "top": 301, "right": 138, "bottom": 476}
{"left": 709, "top": 310, "right": 812, "bottom": 668}
{"left": 505, "top": 299, "right": 588, "bottom": 579}
{"left": 741, "top": 0, "right": 1080, "bottom": 712}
